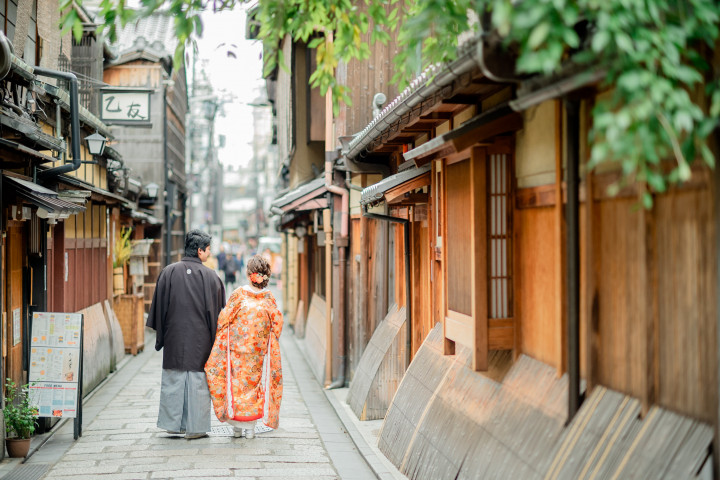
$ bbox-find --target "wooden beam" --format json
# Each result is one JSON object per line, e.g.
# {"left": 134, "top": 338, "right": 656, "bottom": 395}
{"left": 394, "top": 193, "right": 430, "bottom": 206}
{"left": 451, "top": 113, "right": 523, "bottom": 154}
{"left": 442, "top": 94, "right": 479, "bottom": 105}
{"left": 421, "top": 111, "right": 453, "bottom": 121}
{"left": 384, "top": 173, "right": 431, "bottom": 204}
{"left": 407, "top": 109, "right": 523, "bottom": 166}
{"left": 516, "top": 185, "right": 557, "bottom": 209}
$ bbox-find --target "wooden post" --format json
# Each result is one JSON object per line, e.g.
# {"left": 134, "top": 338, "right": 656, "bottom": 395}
{"left": 565, "top": 98, "right": 581, "bottom": 422}
{"left": 555, "top": 99, "right": 567, "bottom": 376}
{"left": 713, "top": 130, "right": 720, "bottom": 478}
{"left": 471, "top": 147, "right": 488, "bottom": 371}
{"left": 640, "top": 194, "right": 659, "bottom": 416}
{"left": 324, "top": 208, "right": 333, "bottom": 387}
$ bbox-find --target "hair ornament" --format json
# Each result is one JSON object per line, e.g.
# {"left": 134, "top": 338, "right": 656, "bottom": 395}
{"left": 249, "top": 272, "right": 269, "bottom": 284}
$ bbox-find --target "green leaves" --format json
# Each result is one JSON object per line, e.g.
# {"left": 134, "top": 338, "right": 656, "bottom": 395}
{"left": 61, "top": 0, "right": 718, "bottom": 208}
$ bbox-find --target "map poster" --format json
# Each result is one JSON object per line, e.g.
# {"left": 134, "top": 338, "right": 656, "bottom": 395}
{"left": 28, "top": 312, "right": 83, "bottom": 418}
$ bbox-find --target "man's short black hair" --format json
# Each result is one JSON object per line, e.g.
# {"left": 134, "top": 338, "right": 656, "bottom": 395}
{"left": 184, "top": 229, "right": 212, "bottom": 258}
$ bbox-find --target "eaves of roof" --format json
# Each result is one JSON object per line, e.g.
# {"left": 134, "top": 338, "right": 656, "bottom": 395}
{"left": 360, "top": 164, "right": 431, "bottom": 207}
{"left": 56, "top": 174, "right": 136, "bottom": 209}
{"left": 346, "top": 37, "right": 484, "bottom": 161}
{"left": 271, "top": 177, "right": 328, "bottom": 211}
{"left": 4, "top": 174, "right": 86, "bottom": 214}
{"left": 0, "top": 137, "right": 60, "bottom": 163}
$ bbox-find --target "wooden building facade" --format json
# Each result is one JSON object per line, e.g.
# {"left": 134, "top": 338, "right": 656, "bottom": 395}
{"left": 103, "top": 13, "right": 189, "bottom": 311}
{"left": 341, "top": 35, "right": 719, "bottom": 479}
{"left": 0, "top": 1, "right": 173, "bottom": 452}
{"left": 266, "top": 11, "right": 718, "bottom": 478}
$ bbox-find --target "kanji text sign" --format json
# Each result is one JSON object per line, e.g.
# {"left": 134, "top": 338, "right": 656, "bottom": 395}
{"left": 101, "top": 90, "right": 151, "bottom": 123}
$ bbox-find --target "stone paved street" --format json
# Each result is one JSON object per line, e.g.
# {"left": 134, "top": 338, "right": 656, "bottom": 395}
{"left": 7, "top": 328, "right": 376, "bottom": 480}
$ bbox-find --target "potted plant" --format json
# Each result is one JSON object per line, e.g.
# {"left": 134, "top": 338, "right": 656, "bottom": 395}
{"left": 113, "top": 227, "right": 132, "bottom": 294}
{"left": 4, "top": 378, "right": 38, "bottom": 458}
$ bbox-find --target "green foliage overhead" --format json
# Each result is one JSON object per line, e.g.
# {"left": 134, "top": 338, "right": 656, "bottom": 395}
{"left": 66, "top": 0, "right": 720, "bottom": 205}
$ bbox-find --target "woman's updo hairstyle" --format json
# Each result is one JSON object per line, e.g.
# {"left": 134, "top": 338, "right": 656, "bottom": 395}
{"left": 247, "top": 254, "right": 271, "bottom": 289}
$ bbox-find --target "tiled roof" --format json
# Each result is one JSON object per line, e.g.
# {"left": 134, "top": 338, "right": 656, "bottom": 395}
{"left": 346, "top": 37, "right": 481, "bottom": 160}
{"left": 111, "top": 13, "right": 178, "bottom": 61}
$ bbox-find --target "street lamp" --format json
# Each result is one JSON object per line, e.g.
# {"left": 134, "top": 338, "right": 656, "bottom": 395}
{"left": 145, "top": 182, "right": 159, "bottom": 200}
{"left": 85, "top": 132, "right": 107, "bottom": 156}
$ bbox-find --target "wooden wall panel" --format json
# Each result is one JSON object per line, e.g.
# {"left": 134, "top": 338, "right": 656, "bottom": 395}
{"left": 6, "top": 224, "right": 24, "bottom": 389}
{"left": 516, "top": 207, "right": 558, "bottom": 368}
{"left": 296, "top": 236, "right": 310, "bottom": 338}
{"left": 368, "top": 219, "right": 388, "bottom": 337}
{"left": 655, "top": 189, "right": 717, "bottom": 422}
{"left": 446, "top": 161, "right": 472, "bottom": 315}
{"left": 341, "top": 3, "right": 400, "bottom": 136}
{"left": 594, "top": 198, "right": 645, "bottom": 400}
{"left": 393, "top": 222, "right": 404, "bottom": 308}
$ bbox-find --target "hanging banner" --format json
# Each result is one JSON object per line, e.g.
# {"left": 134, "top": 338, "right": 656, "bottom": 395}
{"left": 28, "top": 312, "right": 83, "bottom": 419}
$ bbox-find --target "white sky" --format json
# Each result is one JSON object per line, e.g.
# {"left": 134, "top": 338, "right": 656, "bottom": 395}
{"left": 194, "top": 7, "right": 265, "bottom": 169}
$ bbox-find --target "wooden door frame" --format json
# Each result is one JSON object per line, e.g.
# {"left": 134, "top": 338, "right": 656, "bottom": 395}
{"left": 442, "top": 147, "right": 489, "bottom": 371}
{"left": 440, "top": 141, "right": 516, "bottom": 371}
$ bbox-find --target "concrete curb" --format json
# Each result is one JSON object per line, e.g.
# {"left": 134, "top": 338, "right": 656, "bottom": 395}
{"left": 290, "top": 334, "right": 406, "bottom": 480}
{"left": 322, "top": 387, "right": 407, "bottom": 480}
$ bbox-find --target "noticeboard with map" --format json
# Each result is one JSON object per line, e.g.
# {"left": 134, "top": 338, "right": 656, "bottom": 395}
{"left": 28, "top": 312, "right": 83, "bottom": 418}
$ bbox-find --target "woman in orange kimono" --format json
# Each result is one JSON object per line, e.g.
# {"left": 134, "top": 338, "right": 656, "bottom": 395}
{"left": 205, "top": 255, "right": 283, "bottom": 439}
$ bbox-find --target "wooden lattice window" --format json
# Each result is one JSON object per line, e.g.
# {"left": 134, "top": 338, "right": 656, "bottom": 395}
{"left": 442, "top": 142, "right": 515, "bottom": 371}
{"left": 488, "top": 152, "right": 513, "bottom": 320}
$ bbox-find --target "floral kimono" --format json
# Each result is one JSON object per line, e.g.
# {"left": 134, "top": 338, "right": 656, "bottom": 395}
{"left": 205, "top": 286, "right": 283, "bottom": 429}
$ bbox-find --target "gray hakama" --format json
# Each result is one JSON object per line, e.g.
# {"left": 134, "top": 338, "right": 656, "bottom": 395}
{"left": 157, "top": 369, "right": 212, "bottom": 434}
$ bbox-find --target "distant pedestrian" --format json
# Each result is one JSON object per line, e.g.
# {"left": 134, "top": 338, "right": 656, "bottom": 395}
{"left": 146, "top": 229, "right": 226, "bottom": 440}
{"left": 217, "top": 244, "right": 227, "bottom": 272}
{"left": 205, "top": 255, "right": 283, "bottom": 439}
{"left": 223, "top": 252, "right": 238, "bottom": 290}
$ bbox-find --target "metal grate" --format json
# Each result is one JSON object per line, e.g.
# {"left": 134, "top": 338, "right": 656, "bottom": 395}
{"left": 1, "top": 463, "right": 49, "bottom": 480}
{"left": 488, "top": 152, "right": 513, "bottom": 319}
{"left": 210, "top": 425, "right": 234, "bottom": 437}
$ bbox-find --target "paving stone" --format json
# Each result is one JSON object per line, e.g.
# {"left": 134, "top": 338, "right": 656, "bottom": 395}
{"left": 150, "top": 468, "right": 233, "bottom": 478}
{"left": 31, "top": 321, "right": 378, "bottom": 480}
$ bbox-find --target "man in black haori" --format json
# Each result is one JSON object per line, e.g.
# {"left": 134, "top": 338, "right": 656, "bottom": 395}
{"left": 146, "top": 229, "right": 226, "bottom": 439}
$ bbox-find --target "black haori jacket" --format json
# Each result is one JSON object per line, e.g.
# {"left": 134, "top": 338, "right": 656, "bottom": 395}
{"left": 146, "top": 257, "right": 226, "bottom": 371}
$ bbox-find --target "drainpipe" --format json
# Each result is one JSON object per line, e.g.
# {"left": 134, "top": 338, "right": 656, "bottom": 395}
{"left": 36, "top": 68, "right": 81, "bottom": 179}
{"left": 163, "top": 80, "right": 172, "bottom": 267}
{"left": 345, "top": 171, "right": 362, "bottom": 192}
{"left": 566, "top": 98, "right": 581, "bottom": 423}
{"left": 362, "top": 206, "right": 412, "bottom": 369}
{"left": 323, "top": 208, "right": 333, "bottom": 387}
